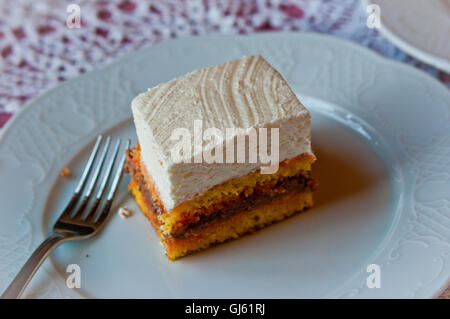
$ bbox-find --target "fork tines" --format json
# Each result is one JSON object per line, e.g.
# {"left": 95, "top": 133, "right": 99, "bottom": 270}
{"left": 60, "top": 135, "right": 130, "bottom": 225}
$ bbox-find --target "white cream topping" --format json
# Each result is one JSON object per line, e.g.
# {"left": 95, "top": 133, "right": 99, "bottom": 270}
{"left": 132, "top": 55, "right": 314, "bottom": 210}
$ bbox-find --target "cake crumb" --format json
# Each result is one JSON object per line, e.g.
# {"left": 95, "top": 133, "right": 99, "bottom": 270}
{"left": 118, "top": 207, "right": 132, "bottom": 219}
{"left": 60, "top": 167, "right": 70, "bottom": 177}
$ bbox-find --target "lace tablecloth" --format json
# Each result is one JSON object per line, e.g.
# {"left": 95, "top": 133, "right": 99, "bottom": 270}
{"left": 0, "top": 0, "right": 448, "bottom": 298}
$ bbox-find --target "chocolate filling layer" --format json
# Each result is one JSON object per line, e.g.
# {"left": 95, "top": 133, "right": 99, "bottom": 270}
{"left": 174, "top": 174, "right": 312, "bottom": 239}
{"left": 125, "top": 159, "right": 165, "bottom": 216}
{"left": 125, "top": 156, "right": 314, "bottom": 239}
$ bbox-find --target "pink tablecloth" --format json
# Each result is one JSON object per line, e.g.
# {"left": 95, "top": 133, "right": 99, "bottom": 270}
{"left": 0, "top": 0, "right": 448, "bottom": 298}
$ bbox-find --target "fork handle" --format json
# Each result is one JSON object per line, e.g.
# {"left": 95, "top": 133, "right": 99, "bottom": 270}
{"left": 1, "top": 233, "right": 67, "bottom": 299}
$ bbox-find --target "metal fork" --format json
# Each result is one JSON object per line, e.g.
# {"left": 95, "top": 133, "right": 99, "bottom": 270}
{"left": 1, "top": 135, "right": 130, "bottom": 299}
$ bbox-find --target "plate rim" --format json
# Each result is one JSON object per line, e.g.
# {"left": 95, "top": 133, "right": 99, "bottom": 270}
{"left": 363, "top": 0, "right": 450, "bottom": 73}
{"left": 2, "top": 31, "right": 450, "bottom": 144}
{"left": 0, "top": 31, "right": 450, "bottom": 143}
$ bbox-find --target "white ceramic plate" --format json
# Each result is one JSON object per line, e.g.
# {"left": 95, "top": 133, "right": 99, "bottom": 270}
{"left": 364, "top": 0, "right": 450, "bottom": 73}
{"left": 0, "top": 33, "right": 449, "bottom": 299}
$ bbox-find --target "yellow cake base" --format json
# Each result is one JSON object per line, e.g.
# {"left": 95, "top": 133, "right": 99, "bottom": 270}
{"left": 129, "top": 177, "right": 313, "bottom": 260}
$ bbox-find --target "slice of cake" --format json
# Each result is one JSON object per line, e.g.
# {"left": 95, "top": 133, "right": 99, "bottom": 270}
{"left": 125, "top": 55, "right": 317, "bottom": 260}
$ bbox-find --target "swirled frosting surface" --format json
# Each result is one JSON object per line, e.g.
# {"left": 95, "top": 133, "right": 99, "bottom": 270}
{"left": 132, "top": 55, "right": 313, "bottom": 210}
